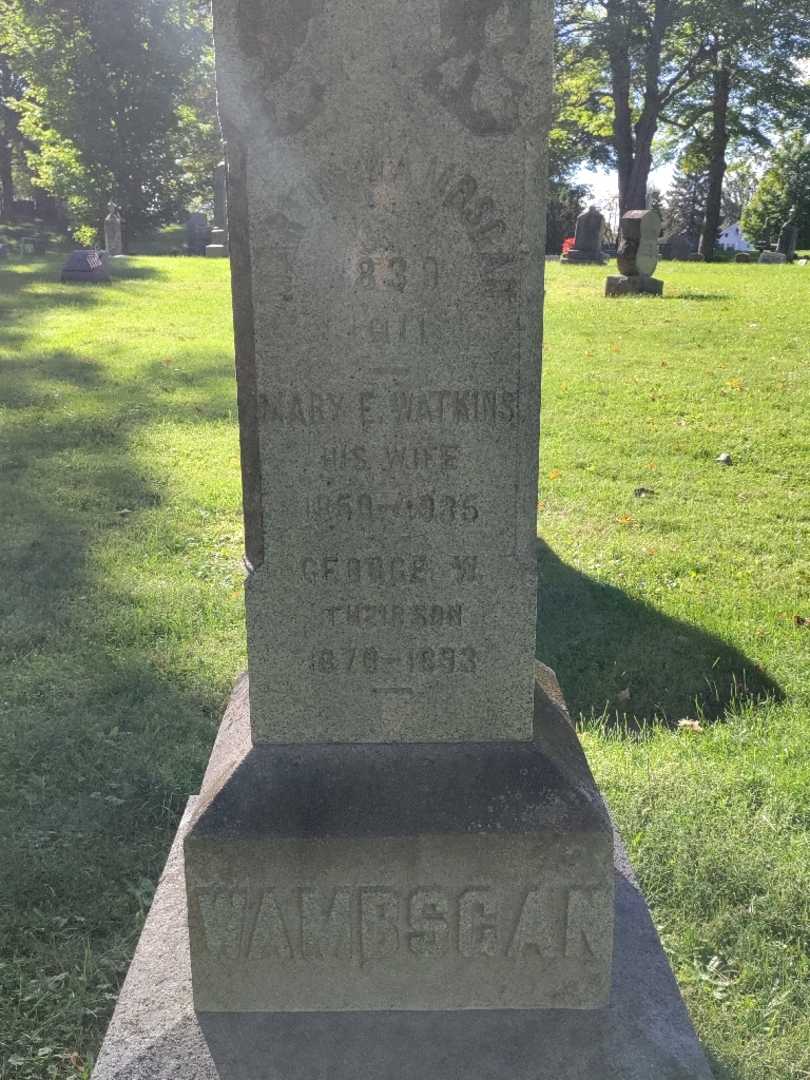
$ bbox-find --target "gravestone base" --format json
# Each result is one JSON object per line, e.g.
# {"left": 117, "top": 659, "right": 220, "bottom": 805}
{"left": 758, "top": 251, "right": 786, "bottom": 265}
{"left": 205, "top": 244, "right": 229, "bottom": 258}
{"left": 605, "top": 274, "right": 663, "bottom": 297}
{"left": 561, "top": 249, "right": 606, "bottom": 265}
{"left": 91, "top": 668, "right": 714, "bottom": 1080}
{"left": 184, "top": 671, "right": 614, "bottom": 1014}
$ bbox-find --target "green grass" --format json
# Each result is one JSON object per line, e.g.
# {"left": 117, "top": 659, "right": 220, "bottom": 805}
{"left": 0, "top": 254, "right": 808, "bottom": 1078}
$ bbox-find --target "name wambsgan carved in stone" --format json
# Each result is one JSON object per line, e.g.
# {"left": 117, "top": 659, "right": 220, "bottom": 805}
{"left": 194, "top": 885, "right": 611, "bottom": 966}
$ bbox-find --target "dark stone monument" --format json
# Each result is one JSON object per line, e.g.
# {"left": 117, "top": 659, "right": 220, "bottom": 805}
{"left": 91, "top": 2, "right": 712, "bottom": 1078}
{"left": 186, "top": 211, "right": 211, "bottom": 255}
{"left": 606, "top": 209, "right": 664, "bottom": 296}
{"left": 560, "top": 205, "right": 605, "bottom": 264}
{"left": 735, "top": 251, "right": 752, "bottom": 264}
{"left": 60, "top": 249, "right": 111, "bottom": 283}
{"left": 777, "top": 213, "right": 798, "bottom": 261}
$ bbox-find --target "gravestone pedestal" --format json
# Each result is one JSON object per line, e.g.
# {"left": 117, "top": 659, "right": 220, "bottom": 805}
{"left": 605, "top": 274, "right": 663, "bottom": 297}
{"left": 184, "top": 667, "right": 614, "bottom": 1015}
{"left": 91, "top": 668, "right": 715, "bottom": 1080}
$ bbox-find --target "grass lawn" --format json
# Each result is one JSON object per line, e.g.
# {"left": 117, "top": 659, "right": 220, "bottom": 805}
{"left": 0, "top": 254, "right": 808, "bottom": 1079}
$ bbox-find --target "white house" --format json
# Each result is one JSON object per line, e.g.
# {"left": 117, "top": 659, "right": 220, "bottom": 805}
{"left": 717, "top": 221, "right": 753, "bottom": 252}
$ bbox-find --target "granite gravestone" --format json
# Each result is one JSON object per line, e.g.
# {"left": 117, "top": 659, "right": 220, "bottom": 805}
{"left": 104, "top": 202, "right": 124, "bottom": 256}
{"left": 91, "top": 2, "right": 714, "bottom": 1078}
{"left": 561, "top": 205, "right": 605, "bottom": 264}
{"left": 606, "top": 208, "right": 663, "bottom": 296}
{"left": 207, "top": 160, "right": 230, "bottom": 257}
{"left": 189, "top": 0, "right": 618, "bottom": 1026}
{"left": 777, "top": 213, "right": 798, "bottom": 261}
{"left": 186, "top": 211, "right": 211, "bottom": 255}
{"left": 60, "top": 249, "right": 111, "bottom": 283}
{"left": 759, "top": 250, "right": 787, "bottom": 264}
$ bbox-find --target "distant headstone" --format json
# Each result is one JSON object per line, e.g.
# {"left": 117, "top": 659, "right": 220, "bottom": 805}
{"left": 104, "top": 202, "right": 124, "bottom": 256}
{"left": 777, "top": 214, "right": 798, "bottom": 261}
{"left": 60, "top": 249, "right": 111, "bottom": 283}
{"left": 0, "top": 243, "right": 8, "bottom": 259}
{"left": 759, "top": 250, "right": 787, "bottom": 265}
{"left": 606, "top": 209, "right": 663, "bottom": 296}
{"left": 185, "top": 211, "right": 210, "bottom": 255}
{"left": 19, "top": 238, "right": 36, "bottom": 256}
{"left": 735, "top": 252, "right": 752, "bottom": 263}
{"left": 660, "top": 231, "right": 695, "bottom": 260}
{"left": 560, "top": 205, "right": 605, "bottom": 264}
{"left": 206, "top": 162, "right": 230, "bottom": 257}
{"left": 32, "top": 234, "right": 49, "bottom": 255}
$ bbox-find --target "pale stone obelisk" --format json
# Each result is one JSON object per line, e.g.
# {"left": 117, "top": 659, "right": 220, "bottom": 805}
{"left": 185, "top": 0, "right": 616, "bottom": 1020}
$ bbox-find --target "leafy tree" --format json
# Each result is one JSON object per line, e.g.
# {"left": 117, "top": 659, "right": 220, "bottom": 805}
{"left": 556, "top": 0, "right": 716, "bottom": 216}
{"left": 0, "top": 0, "right": 219, "bottom": 237}
{"left": 556, "top": 0, "right": 810, "bottom": 232}
{"left": 660, "top": 2, "right": 810, "bottom": 258}
{"left": 742, "top": 133, "right": 810, "bottom": 248}
{"left": 721, "top": 159, "right": 758, "bottom": 223}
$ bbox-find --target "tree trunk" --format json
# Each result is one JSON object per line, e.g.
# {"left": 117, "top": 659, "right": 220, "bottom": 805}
{"left": 607, "top": 0, "right": 671, "bottom": 220}
{"left": 0, "top": 143, "right": 13, "bottom": 220}
{"left": 0, "top": 106, "right": 14, "bottom": 220}
{"left": 701, "top": 55, "right": 730, "bottom": 262}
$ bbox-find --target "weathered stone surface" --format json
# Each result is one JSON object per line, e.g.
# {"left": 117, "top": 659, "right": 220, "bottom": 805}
{"left": 561, "top": 205, "right": 605, "bottom": 264}
{"left": 759, "top": 250, "right": 787, "bottom": 264}
{"left": 617, "top": 208, "right": 661, "bottom": 277}
{"left": 214, "top": 0, "right": 553, "bottom": 743}
{"left": 184, "top": 670, "right": 614, "bottom": 1012}
{"left": 735, "top": 251, "right": 752, "bottom": 263}
{"left": 205, "top": 242, "right": 229, "bottom": 258}
{"left": 605, "top": 274, "right": 663, "bottom": 297}
{"left": 60, "top": 249, "right": 111, "bottom": 283}
{"left": 92, "top": 795, "right": 714, "bottom": 1080}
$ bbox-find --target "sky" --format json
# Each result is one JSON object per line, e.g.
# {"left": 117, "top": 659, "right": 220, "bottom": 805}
{"left": 573, "top": 162, "right": 677, "bottom": 204}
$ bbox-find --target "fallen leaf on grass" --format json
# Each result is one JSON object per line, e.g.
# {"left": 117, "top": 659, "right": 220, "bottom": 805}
{"left": 617, "top": 513, "right": 636, "bottom": 526}
{"left": 548, "top": 469, "right": 561, "bottom": 481}
{"left": 678, "top": 719, "right": 704, "bottom": 733}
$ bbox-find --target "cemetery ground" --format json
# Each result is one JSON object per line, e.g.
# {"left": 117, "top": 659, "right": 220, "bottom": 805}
{"left": 0, "top": 254, "right": 807, "bottom": 1080}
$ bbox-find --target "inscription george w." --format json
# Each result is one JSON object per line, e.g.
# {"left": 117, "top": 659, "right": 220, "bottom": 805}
{"left": 193, "top": 884, "right": 610, "bottom": 965}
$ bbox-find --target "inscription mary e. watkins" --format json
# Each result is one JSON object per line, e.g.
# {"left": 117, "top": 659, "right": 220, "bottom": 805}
{"left": 244, "top": 146, "right": 541, "bottom": 743}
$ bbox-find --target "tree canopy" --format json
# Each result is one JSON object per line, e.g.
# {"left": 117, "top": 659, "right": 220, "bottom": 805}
{"left": 742, "top": 132, "right": 810, "bottom": 247}
{"left": 0, "top": 0, "right": 219, "bottom": 236}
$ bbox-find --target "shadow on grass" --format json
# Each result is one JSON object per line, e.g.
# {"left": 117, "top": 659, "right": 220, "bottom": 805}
{"left": 536, "top": 538, "right": 781, "bottom": 728}
{"left": 0, "top": 261, "right": 236, "bottom": 1069}
{"left": 664, "top": 292, "right": 733, "bottom": 302}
